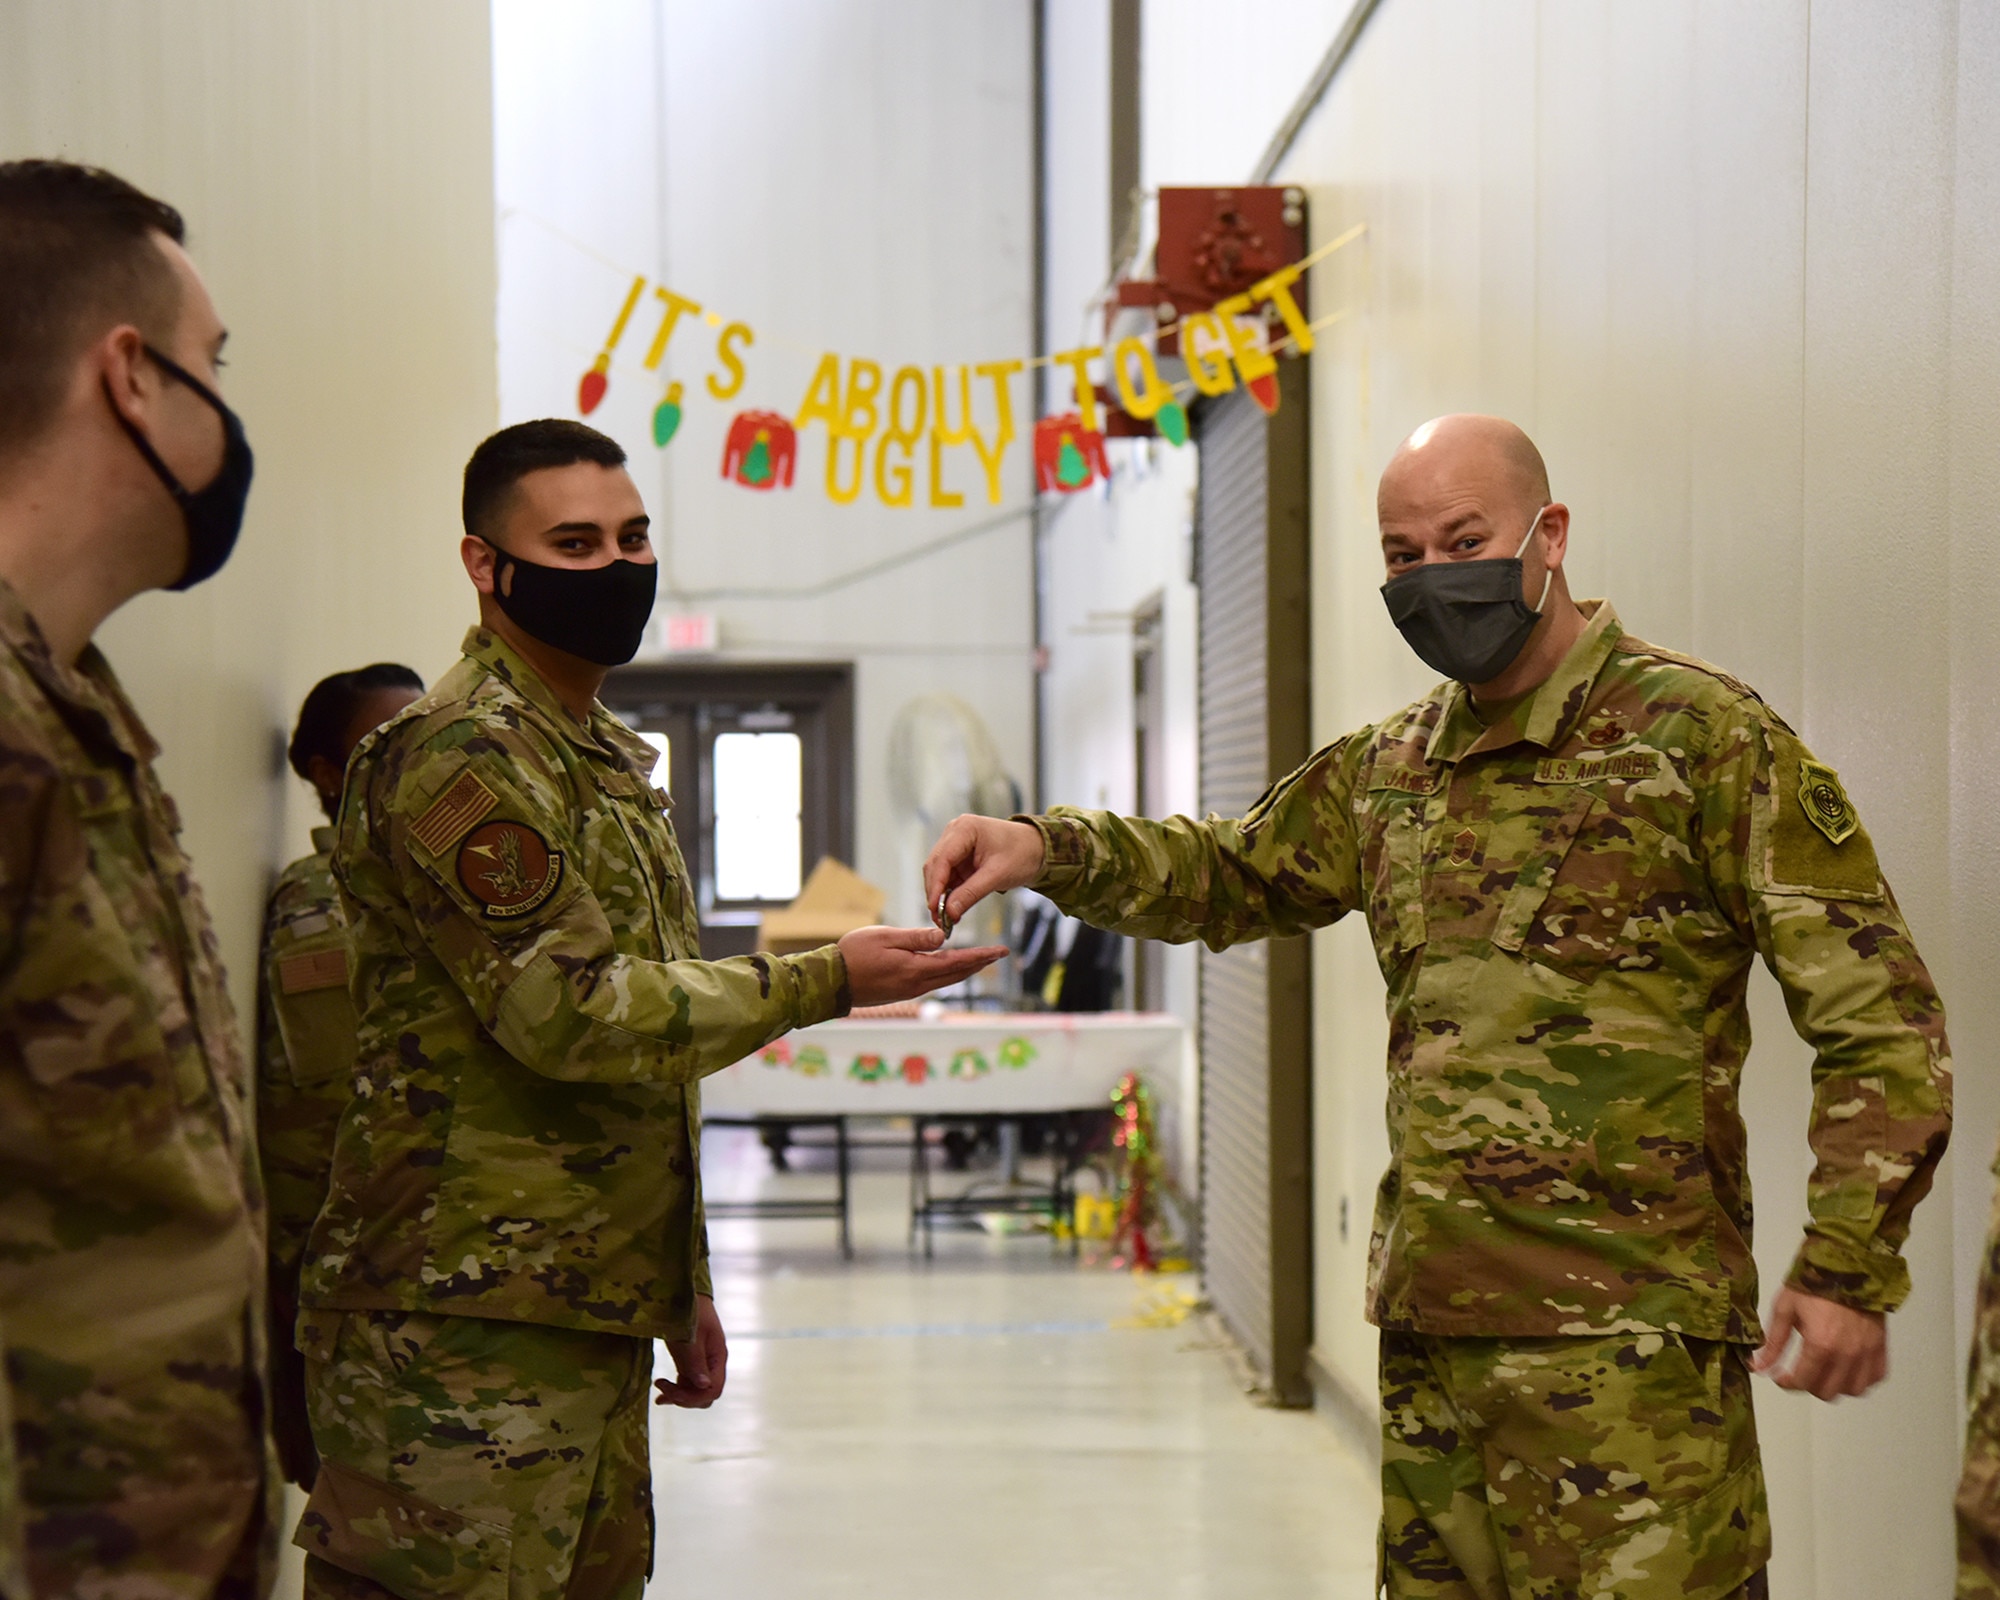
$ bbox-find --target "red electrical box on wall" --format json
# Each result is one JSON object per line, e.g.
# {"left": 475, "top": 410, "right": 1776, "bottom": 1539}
{"left": 1114, "top": 185, "right": 1307, "bottom": 356}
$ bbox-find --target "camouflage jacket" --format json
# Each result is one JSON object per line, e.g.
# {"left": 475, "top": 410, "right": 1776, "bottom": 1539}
{"left": 256, "top": 830, "right": 356, "bottom": 1288}
{"left": 1032, "top": 601, "right": 1951, "bottom": 1340}
{"left": 0, "top": 578, "right": 276, "bottom": 1594}
{"left": 301, "top": 626, "right": 851, "bottom": 1341}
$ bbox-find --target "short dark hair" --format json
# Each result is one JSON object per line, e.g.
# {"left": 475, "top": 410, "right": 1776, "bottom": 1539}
{"left": 288, "top": 663, "right": 426, "bottom": 785}
{"left": 461, "top": 419, "right": 628, "bottom": 545}
{"left": 0, "top": 161, "right": 186, "bottom": 459}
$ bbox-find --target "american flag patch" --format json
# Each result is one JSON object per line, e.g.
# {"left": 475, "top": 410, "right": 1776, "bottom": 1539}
{"left": 409, "top": 768, "right": 499, "bottom": 856}
{"left": 278, "top": 947, "right": 349, "bottom": 994}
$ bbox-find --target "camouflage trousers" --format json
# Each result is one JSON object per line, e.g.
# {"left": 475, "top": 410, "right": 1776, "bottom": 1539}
{"left": 1957, "top": 1159, "right": 2000, "bottom": 1596}
{"left": 295, "top": 1310, "right": 653, "bottom": 1600}
{"left": 1379, "top": 1330, "right": 1770, "bottom": 1600}
{"left": 5, "top": 1325, "right": 269, "bottom": 1599}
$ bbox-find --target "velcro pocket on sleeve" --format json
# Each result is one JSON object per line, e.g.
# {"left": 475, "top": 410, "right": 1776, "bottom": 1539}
{"left": 1764, "top": 732, "right": 1883, "bottom": 901}
{"left": 1579, "top": 1454, "right": 1770, "bottom": 1600}
{"left": 294, "top": 1460, "right": 511, "bottom": 1600}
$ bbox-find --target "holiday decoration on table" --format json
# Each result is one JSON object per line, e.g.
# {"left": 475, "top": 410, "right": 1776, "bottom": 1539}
{"left": 1110, "top": 1072, "right": 1161, "bottom": 1271}
{"left": 794, "top": 1045, "right": 830, "bottom": 1077}
{"left": 1032, "top": 413, "right": 1110, "bottom": 493}
{"left": 721, "top": 410, "right": 798, "bottom": 489}
{"left": 948, "top": 1047, "right": 991, "bottom": 1080}
{"left": 759, "top": 1039, "right": 792, "bottom": 1069}
{"left": 849, "top": 1052, "right": 888, "bottom": 1083}
{"left": 652, "top": 381, "right": 684, "bottom": 447}
{"left": 997, "top": 1036, "right": 1037, "bottom": 1071}
{"left": 899, "top": 1054, "right": 931, "bottom": 1085}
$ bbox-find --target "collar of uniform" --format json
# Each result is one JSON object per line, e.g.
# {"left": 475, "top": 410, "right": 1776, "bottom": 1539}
{"left": 310, "top": 825, "right": 337, "bottom": 854}
{"left": 0, "top": 574, "right": 160, "bottom": 768}
{"left": 459, "top": 624, "right": 606, "bottom": 740}
{"left": 1424, "top": 600, "right": 1624, "bottom": 763}
{"left": 458, "top": 625, "right": 648, "bottom": 773}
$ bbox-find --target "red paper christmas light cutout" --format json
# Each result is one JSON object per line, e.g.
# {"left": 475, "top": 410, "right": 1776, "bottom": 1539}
{"left": 575, "top": 276, "right": 647, "bottom": 417}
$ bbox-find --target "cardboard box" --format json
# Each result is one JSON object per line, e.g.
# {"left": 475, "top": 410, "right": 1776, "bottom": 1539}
{"left": 756, "top": 857, "right": 885, "bottom": 955}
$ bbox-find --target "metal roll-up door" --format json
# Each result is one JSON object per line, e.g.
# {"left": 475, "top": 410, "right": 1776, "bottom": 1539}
{"left": 1193, "top": 359, "right": 1313, "bottom": 1406}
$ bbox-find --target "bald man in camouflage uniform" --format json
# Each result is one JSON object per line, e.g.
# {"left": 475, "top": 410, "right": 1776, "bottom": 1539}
{"left": 1960, "top": 1157, "right": 2000, "bottom": 1594}
{"left": 294, "top": 420, "right": 1000, "bottom": 1600}
{"left": 926, "top": 415, "right": 1951, "bottom": 1600}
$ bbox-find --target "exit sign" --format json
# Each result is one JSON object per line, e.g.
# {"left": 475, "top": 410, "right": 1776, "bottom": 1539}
{"left": 641, "top": 612, "right": 719, "bottom": 658}
{"left": 660, "top": 613, "right": 718, "bottom": 654}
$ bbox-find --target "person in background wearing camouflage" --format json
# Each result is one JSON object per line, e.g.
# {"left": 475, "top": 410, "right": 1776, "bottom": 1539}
{"left": 0, "top": 162, "right": 276, "bottom": 1598}
{"left": 257, "top": 664, "right": 425, "bottom": 1493}
{"left": 925, "top": 414, "right": 1952, "bottom": 1600}
{"left": 1960, "top": 1158, "right": 2000, "bottom": 1592}
{"left": 293, "top": 419, "right": 1003, "bottom": 1600}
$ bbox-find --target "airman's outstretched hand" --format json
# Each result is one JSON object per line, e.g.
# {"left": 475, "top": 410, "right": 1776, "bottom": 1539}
{"left": 837, "top": 923, "right": 1006, "bottom": 1008}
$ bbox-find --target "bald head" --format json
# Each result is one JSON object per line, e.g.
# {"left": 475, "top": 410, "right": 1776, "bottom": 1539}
{"left": 1380, "top": 415, "right": 1550, "bottom": 524}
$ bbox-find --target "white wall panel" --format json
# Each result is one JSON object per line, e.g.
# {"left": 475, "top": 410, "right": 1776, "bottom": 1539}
{"left": 0, "top": 0, "right": 497, "bottom": 1036}
{"left": 494, "top": 0, "right": 1036, "bottom": 921}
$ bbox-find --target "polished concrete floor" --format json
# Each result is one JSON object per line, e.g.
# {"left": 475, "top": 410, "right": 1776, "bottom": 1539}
{"left": 647, "top": 1125, "right": 1379, "bottom": 1599}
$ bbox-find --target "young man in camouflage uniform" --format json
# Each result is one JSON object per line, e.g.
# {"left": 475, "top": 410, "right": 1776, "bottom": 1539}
{"left": 925, "top": 414, "right": 1952, "bottom": 1600}
{"left": 256, "top": 664, "right": 424, "bottom": 1492}
{"left": 0, "top": 162, "right": 276, "bottom": 1598}
{"left": 294, "top": 420, "right": 1002, "bottom": 1600}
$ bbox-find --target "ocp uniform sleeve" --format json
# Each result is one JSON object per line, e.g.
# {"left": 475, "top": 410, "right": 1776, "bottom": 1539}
{"left": 1697, "top": 697, "right": 1952, "bottom": 1314}
{"left": 1027, "top": 735, "right": 1370, "bottom": 950}
{"left": 381, "top": 731, "right": 849, "bottom": 1087}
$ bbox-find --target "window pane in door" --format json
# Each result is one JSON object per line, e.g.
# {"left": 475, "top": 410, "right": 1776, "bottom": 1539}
{"left": 637, "top": 732, "right": 670, "bottom": 791}
{"left": 712, "top": 731, "right": 802, "bottom": 901}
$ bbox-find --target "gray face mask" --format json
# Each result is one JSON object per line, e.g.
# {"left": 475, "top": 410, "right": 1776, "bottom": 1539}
{"left": 1379, "top": 506, "right": 1552, "bottom": 684}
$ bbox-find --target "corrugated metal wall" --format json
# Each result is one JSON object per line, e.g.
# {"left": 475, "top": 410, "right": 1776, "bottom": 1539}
{"left": 1194, "top": 368, "right": 1313, "bottom": 1404}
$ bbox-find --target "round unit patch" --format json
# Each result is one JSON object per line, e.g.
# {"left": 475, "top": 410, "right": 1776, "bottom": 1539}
{"left": 457, "top": 820, "right": 564, "bottom": 917}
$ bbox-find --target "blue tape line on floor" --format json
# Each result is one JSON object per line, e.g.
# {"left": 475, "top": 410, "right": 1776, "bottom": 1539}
{"left": 731, "top": 1318, "right": 1111, "bottom": 1341}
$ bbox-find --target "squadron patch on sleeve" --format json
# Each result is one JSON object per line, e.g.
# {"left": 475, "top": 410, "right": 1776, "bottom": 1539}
{"left": 1797, "top": 759, "right": 1859, "bottom": 846}
{"left": 456, "top": 819, "right": 565, "bottom": 918}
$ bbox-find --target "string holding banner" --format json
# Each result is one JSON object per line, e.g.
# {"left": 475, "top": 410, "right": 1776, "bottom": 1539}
{"left": 563, "top": 217, "right": 1365, "bottom": 508}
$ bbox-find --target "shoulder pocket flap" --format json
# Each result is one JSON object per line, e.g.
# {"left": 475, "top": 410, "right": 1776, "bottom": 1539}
{"left": 1763, "top": 737, "right": 1884, "bottom": 902}
{"left": 592, "top": 766, "right": 645, "bottom": 799}
{"left": 1580, "top": 1453, "right": 1770, "bottom": 1600}
{"left": 295, "top": 1460, "right": 512, "bottom": 1600}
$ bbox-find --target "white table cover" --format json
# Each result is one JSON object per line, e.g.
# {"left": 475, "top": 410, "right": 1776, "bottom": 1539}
{"left": 698, "top": 1012, "right": 1189, "bottom": 1116}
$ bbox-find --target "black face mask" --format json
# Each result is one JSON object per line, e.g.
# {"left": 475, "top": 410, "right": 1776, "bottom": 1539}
{"left": 109, "top": 345, "right": 254, "bottom": 591}
{"left": 1380, "top": 507, "right": 1552, "bottom": 684}
{"left": 481, "top": 539, "right": 658, "bottom": 666}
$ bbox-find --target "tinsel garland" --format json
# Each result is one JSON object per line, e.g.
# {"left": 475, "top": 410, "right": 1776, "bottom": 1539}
{"left": 1110, "top": 1072, "right": 1160, "bottom": 1271}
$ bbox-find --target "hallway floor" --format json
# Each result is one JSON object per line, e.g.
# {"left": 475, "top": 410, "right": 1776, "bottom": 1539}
{"left": 647, "top": 1125, "right": 1379, "bottom": 1599}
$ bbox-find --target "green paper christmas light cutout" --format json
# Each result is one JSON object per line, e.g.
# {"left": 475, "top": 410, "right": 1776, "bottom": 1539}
{"left": 652, "top": 381, "right": 684, "bottom": 448}
{"left": 1155, "top": 399, "right": 1189, "bottom": 446}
